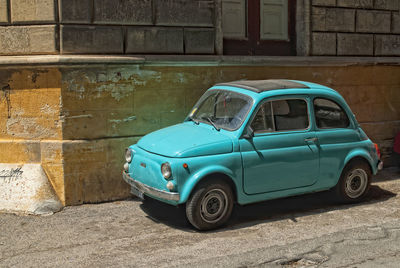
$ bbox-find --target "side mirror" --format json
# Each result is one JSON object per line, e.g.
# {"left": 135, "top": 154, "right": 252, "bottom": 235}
{"left": 242, "top": 127, "right": 254, "bottom": 139}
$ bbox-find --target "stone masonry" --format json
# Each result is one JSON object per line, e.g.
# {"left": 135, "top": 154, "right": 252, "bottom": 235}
{"left": 0, "top": 0, "right": 216, "bottom": 55}
{"left": 1, "top": 0, "right": 400, "bottom": 56}
{"left": 311, "top": 0, "right": 400, "bottom": 56}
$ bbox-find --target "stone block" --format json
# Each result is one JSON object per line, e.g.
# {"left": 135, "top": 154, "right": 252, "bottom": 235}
{"left": 312, "top": 7, "right": 355, "bottom": 32}
{"left": 0, "top": 25, "right": 57, "bottom": 55}
{"left": 337, "top": 0, "right": 373, "bottom": 8}
{"left": 312, "top": 0, "right": 336, "bottom": 6}
{"left": 311, "top": 7, "right": 326, "bottom": 31}
{"left": 59, "top": 0, "right": 92, "bottom": 23}
{"left": 374, "top": 0, "right": 399, "bottom": 10}
{"left": 0, "top": 140, "right": 40, "bottom": 163}
{"left": 356, "top": 10, "right": 391, "bottom": 33}
{"left": 126, "top": 27, "right": 183, "bottom": 54}
{"left": 0, "top": 163, "right": 62, "bottom": 215}
{"left": 311, "top": 32, "right": 336, "bottom": 55}
{"left": 60, "top": 25, "right": 124, "bottom": 54}
{"left": 337, "top": 33, "right": 373, "bottom": 56}
{"left": 393, "top": 12, "right": 400, "bottom": 33}
{"left": 93, "top": 0, "right": 152, "bottom": 25}
{"left": 184, "top": 28, "right": 215, "bottom": 54}
{"left": 62, "top": 138, "right": 135, "bottom": 205}
{"left": 0, "top": 0, "right": 8, "bottom": 23}
{"left": 375, "top": 35, "right": 400, "bottom": 56}
{"left": 11, "top": 0, "right": 56, "bottom": 23}
{"left": 360, "top": 120, "right": 400, "bottom": 142}
{"left": 62, "top": 110, "right": 108, "bottom": 140}
{"left": 155, "top": 0, "right": 214, "bottom": 26}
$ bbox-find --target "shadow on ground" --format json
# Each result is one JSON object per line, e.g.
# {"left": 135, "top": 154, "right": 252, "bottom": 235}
{"left": 372, "top": 166, "right": 400, "bottom": 182}
{"left": 139, "top": 184, "right": 396, "bottom": 232}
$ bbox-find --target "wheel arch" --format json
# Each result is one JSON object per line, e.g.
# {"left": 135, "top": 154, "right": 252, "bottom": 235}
{"left": 342, "top": 150, "right": 375, "bottom": 178}
{"left": 179, "top": 166, "right": 239, "bottom": 204}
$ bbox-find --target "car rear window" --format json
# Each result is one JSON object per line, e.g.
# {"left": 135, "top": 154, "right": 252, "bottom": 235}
{"left": 314, "top": 98, "right": 350, "bottom": 129}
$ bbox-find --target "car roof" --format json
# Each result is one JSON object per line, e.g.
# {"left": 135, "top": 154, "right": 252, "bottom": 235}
{"left": 215, "top": 79, "right": 315, "bottom": 93}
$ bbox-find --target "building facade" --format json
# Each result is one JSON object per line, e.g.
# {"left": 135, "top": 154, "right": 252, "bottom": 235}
{"left": 0, "top": 0, "right": 399, "bottom": 206}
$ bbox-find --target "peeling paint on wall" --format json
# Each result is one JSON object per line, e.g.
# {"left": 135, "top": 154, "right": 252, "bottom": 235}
{"left": 6, "top": 117, "right": 58, "bottom": 139}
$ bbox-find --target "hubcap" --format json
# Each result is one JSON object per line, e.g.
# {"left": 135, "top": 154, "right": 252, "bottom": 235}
{"left": 345, "top": 168, "right": 368, "bottom": 199}
{"left": 200, "top": 189, "right": 228, "bottom": 224}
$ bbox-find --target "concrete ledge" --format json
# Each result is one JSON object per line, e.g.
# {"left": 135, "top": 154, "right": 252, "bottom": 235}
{"left": 0, "top": 55, "right": 145, "bottom": 66}
{"left": 0, "top": 55, "right": 400, "bottom": 67}
{"left": 0, "top": 163, "right": 63, "bottom": 215}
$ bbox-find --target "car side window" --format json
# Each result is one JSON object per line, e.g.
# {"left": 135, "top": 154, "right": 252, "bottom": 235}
{"left": 251, "top": 102, "right": 274, "bottom": 132}
{"left": 251, "top": 99, "right": 309, "bottom": 133}
{"left": 313, "top": 98, "right": 350, "bottom": 129}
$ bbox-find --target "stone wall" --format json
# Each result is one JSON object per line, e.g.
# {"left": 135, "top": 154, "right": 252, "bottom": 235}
{"left": 2, "top": 0, "right": 400, "bottom": 56}
{"left": 1, "top": 57, "right": 399, "bottom": 205}
{"left": 0, "top": 0, "right": 216, "bottom": 55}
{"left": 311, "top": 0, "right": 400, "bottom": 56}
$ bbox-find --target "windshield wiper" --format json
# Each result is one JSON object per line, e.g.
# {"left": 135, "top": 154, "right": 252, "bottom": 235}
{"left": 202, "top": 116, "right": 220, "bottom": 131}
{"left": 187, "top": 116, "right": 199, "bottom": 125}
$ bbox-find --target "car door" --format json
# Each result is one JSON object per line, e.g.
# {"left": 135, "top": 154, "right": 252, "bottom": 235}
{"left": 239, "top": 96, "right": 319, "bottom": 194}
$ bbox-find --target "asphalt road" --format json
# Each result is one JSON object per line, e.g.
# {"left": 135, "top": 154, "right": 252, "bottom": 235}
{"left": 1, "top": 168, "right": 400, "bottom": 268}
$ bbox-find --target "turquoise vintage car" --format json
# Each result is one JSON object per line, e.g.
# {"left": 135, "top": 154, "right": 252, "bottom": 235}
{"left": 123, "top": 80, "right": 382, "bottom": 230}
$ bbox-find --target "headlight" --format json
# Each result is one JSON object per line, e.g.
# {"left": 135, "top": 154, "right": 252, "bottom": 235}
{"left": 124, "top": 162, "right": 129, "bottom": 171}
{"left": 125, "top": 148, "right": 132, "bottom": 163}
{"left": 161, "top": 162, "right": 172, "bottom": 179}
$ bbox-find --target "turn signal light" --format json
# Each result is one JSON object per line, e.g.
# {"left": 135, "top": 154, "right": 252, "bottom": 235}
{"left": 374, "top": 143, "right": 381, "bottom": 159}
{"left": 183, "top": 163, "right": 188, "bottom": 169}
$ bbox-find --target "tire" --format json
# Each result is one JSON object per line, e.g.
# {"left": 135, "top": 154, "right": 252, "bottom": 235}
{"left": 334, "top": 160, "right": 371, "bottom": 203}
{"left": 186, "top": 180, "right": 234, "bottom": 231}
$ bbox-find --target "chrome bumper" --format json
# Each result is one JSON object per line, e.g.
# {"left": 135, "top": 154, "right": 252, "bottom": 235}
{"left": 378, "top": 160, "right": 383, "bottom": 171}
{"left": 122, "top": 171, "right": 180, "bottom": 202}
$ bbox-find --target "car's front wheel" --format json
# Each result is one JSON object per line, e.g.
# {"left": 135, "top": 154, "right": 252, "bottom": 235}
{"left": 335, "top": 160, "right": 371, "bottom": 203}
{"left": 186, "top": 180, "right": 234, "bottom": 231}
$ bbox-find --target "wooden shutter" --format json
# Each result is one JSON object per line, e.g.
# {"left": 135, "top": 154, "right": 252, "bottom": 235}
{"left": 222, "top": 0, "right": 246, "bottom": 39}
{"left": 260, "top": 0, "right": 288, "bottom": 40}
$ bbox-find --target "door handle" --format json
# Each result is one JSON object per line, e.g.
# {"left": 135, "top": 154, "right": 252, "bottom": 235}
{"left": 304, "top": 137, "right": 318, "bottom": 142}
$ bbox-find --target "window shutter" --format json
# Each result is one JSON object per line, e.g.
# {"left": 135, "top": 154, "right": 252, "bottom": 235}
{"left": 222, "top": 0, "right": 246, "bottom": 39}
{"left": 260, "top": 0, "right": 288, "bottom": 40}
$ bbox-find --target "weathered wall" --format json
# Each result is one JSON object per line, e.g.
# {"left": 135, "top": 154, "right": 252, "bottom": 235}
{"left": 1, "top": 61, "right": 399, "bottom": 205}
{"left": 0, "top": 0, "right": 216, "bottom": 55}
{"left": 0, "top": 68, "right": 65, "bottom": 204}
{"left": 311, "top": 0, "right": 400, "bottom": 56}
{"left": 2, "top": 0, "right": 400, "bottom": 56}
{"left": 59, "top": 62, "right": 400, "bottom": 205}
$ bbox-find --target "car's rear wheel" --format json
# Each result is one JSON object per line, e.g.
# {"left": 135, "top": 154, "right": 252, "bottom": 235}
{"left": 335, "top": 160, "right": 371, "bottom": 203}
{"left": 186, "top": 180, "right": 233, "bottom": 231}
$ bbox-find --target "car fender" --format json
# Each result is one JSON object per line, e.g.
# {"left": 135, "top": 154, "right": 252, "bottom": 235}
{"left": 179, "top": 165, "right": 238, "bottom": 204}
{"left": 341, "top": 148, "right": 376, "bottom": 178}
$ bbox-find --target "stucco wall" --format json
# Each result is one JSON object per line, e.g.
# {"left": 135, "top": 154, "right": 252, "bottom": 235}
{"left": 1, "top": 58, "right": 399, "bottom": 205}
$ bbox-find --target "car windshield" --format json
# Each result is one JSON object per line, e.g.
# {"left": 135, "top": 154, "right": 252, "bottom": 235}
{"left": 188, "top": 90, "right": 253, "bottom": 131}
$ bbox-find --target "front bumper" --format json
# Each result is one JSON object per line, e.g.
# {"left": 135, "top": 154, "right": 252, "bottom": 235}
{"left": 122, "top": 170, "right": 180, "bottom": 202}
{"left": 377, "top": 160, "right": 383, "bottom": 171}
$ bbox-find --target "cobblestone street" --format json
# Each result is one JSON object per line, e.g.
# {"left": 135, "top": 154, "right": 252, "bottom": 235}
{"left": 1, "top": 167, "right": 400, "bottom": 267}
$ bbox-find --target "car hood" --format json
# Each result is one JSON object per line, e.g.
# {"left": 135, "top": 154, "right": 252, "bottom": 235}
{"left": 137, "top": 123, "right": 233, "bottom": 158}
